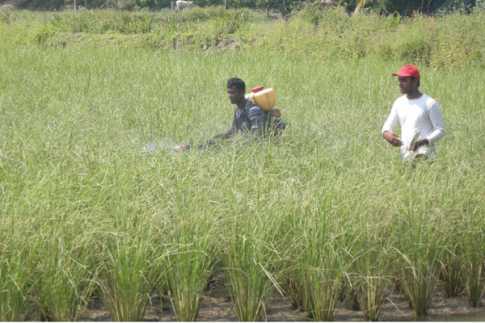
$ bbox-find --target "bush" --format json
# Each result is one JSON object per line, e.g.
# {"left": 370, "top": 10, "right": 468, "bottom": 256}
{"left": 4, "top": 7, "right": 485, "bottom": 68}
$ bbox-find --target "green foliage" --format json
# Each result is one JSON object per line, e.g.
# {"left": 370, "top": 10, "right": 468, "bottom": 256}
{"left": 0, "top": 238, "right": 31, "bottom": 321}
{"left": 164, "top": 214, "right": 216, "bottom": 320}
{"left": 0, "top": 9, "right": 485, "bottom": 321}
{"left": 223, "top": 213, "right": 281, "bottom": 321}
{"left": 2, "top": 0, "right": 482, "bottom": 15}
{"left": 391, "top": 195, "right": 446, "bottom": 319}
{"left": 100, "top": 234, "right": 156, "bottom": 321}
{"left": 33, "top": 234, "right": 97, "bottom": 320}
{"left": 460, "top": 204, "right": 485, "bottom": 307}
{"left": 4, "top": 7, "right": 485, "bottom": 68}
{"left": 48, "top": 10, "right": 156, "bottom": 33}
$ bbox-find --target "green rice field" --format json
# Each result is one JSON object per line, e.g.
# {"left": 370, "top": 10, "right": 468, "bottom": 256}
{"left": 1, "top": 7, "right": 485, "bottom": 321}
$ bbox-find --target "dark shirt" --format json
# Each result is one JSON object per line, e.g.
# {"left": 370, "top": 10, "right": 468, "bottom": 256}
{"left": 198, "top": 99, "right": 285, "bottom": 149}
{"left": 229, "top": 99, "right": 269, "bottom": 136}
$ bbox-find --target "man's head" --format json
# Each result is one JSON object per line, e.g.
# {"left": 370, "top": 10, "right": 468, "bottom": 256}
{"left": 392, "top": 64, "right": 420, "bottom": 95}
{"left": 227, "top": 77, "right": 246, "bottom": 105}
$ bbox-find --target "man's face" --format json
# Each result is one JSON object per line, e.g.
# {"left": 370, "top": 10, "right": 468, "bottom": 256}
{"left": 398, "top": 76, "right": 418, "bottom": 94}
{"left": 227, "top": 86, "right": 245, "bottom": 104}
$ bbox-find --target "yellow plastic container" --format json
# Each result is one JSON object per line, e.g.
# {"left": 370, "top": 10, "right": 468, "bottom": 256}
{"left": 249, "top": 88, "right": 276, "bottom": 112}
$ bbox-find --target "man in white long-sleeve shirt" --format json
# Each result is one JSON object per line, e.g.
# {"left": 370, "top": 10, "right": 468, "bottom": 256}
{"left": 382, "top": 64, "right": 445, "bottom": 160}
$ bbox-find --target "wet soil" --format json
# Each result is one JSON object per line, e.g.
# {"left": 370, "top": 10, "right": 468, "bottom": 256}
{"left": 79, "top": 274, "right": 485, "bottom": 321}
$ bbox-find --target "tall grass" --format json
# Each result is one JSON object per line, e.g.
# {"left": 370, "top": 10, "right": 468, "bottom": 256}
{"left": 164, "top": 224, "right": 215, "bottom": 321}
{"left": 392, "top": 178, "right": 446, "bottom": 319}
{"left": 291, "top": 196, "right": 355, "bottom": 321}
{"left": 352, "top": 244, "right": 393, "bottom": 321}
{"left": 2, "top": 8, "right": 485, "bottom": 68}
{"left": 223, "top": 214, "right": 281, "bottom": 321}
{"left": 0, "top": 239, "right": 30, "bottom": 320}
{"left": 100, "top": 233, "right": 156, "bottom": 321}
{"left": 0, "top": 10, "right": 484, "bottom": 320}
{"left": 161, "top": 165, "right": 217, "bottom": 321}
{"left": 439, "top": 247, "right": 465, "bottom": 298}
{"left": 32, "top": 233, "right": 96, "bottom": 320}
{"left": 219, "top": 147, "right": 295, "bottom": 321}
{"left": 461, "top": 203, "right": 485, "bottom": 307}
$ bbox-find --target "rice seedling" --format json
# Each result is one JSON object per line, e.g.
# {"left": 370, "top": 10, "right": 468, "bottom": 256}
{"left": 161, "top": 170, "right": 218, "bottom": 322}
{"left": 461, "top": 205, "right": 485, "bottom": 307}
{"left": 223, "top": 225, "right": 282, "bottom": 321}
{"left": 217, "top": 157, "right": 289, "bottom": 321}
{"left": 32, "top": 234, "right": 96, "bottom": 321}
{"left": 439, "top": 246, "right": 464, "bottom": 298}
{"left": 297, "top": 207, "right": 353, "bottom": 321}
{"left": 464, "top": 262, "right": 484, "bottom": 307}
{"left": 352, "top": 245, "right": 393, "bottom": 321}
{"left": 437, "top": 207, "right": 466, "bottom": 298}
{"left": 392, "top": 195, "right": 445, "bottom": 319}
{"left": 100, "top": 232, "right": 156, "bottom": 321}
{"left": 304, "top": 265, "right": 343, "bottom": 321}
{"left": 164, "top": 228, "right": 216, "bottom": 321}
{"left": 0, "top": 244, "right": 30, "bottom": 321}
{"left": 274, "top": 202, "right": 312, "bottom": 312}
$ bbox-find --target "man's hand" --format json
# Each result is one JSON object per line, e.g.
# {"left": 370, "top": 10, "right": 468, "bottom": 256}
{"left": 410, "top": 139, "right": 429, "bottom": 152}
{"left": 383, "top": 131, "right": 402, "bottom": 147}
{"left": 174, "top": 144, "right": 190, "bottom": 152}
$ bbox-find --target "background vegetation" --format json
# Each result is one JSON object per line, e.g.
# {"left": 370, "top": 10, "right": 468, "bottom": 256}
{"left": 1, "top": 0, "right": 484, "bottom": 15}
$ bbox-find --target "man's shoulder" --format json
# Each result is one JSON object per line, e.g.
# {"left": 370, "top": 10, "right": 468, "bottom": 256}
{"left": 421, "top": 94, "right": 439, "bottom": 110}
{"left": 392, "top": 95, "right": 407, "bottom": 108}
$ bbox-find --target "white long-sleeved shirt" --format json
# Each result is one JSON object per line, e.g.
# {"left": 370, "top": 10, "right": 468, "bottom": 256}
{"left": 382, "top": 94, "right": 445, "bottom": 158}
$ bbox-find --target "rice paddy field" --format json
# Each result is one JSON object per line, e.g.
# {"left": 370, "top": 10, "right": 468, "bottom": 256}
{"left": 1, "top": 6, "right": 485, "bottom": 321}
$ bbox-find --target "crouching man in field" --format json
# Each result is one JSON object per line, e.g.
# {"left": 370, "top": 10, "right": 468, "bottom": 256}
{"left": 175, "top": 77, "right": 286, "bottom": 151}
{"left": 382, "top": 64, "right": 445, "bottom": 161}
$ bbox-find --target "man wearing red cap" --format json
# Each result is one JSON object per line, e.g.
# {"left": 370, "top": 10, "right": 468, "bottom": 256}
{"left": 382, "top": 64, "right": 445, "bottom": 160}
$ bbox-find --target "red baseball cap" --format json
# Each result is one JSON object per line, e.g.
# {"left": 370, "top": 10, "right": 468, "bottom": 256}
{"left": 392, "top": 64, "right": 420, "bottom": 80}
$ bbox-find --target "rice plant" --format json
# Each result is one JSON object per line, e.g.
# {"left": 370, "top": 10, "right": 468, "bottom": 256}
{"left": 155, "top": 161, "right": 218, "bottom": 321}
{"left": 304, "top": 266, "right": 343, "bottom": 321}
{"left": 100, "top": 233, "right": 155, "bottom": 321}
{"left": 32, "top": 234, "right": 96, "bottom": 321}
{"left": 0, "top": 246, "right": 30, "bottom": 321}
{"left": 439, "top": 247, "right": 464, "bottom": 298}
{"left": 392, "top": 203, "right": 444, "bottom": 319}
{"left": 164, "top": 236, "right": 215, "bottom": 321}
{"left": 461, "top": 206, "right": 485, "bottom": 307}
{"left": 352, "top": 246, "right": 393, "bottom": 321}
{"left": 0, "top": 9, "right": 485, "bottom": 321}
{"left": 297, "top": 210, "right": 352, "bottom": 321}
{"left": 224, "top": 230, "right": 280, "bottom": 321}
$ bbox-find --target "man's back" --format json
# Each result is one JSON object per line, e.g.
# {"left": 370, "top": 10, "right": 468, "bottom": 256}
{"left": 232, "top": 99, "right": 284, "bottom": 136}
